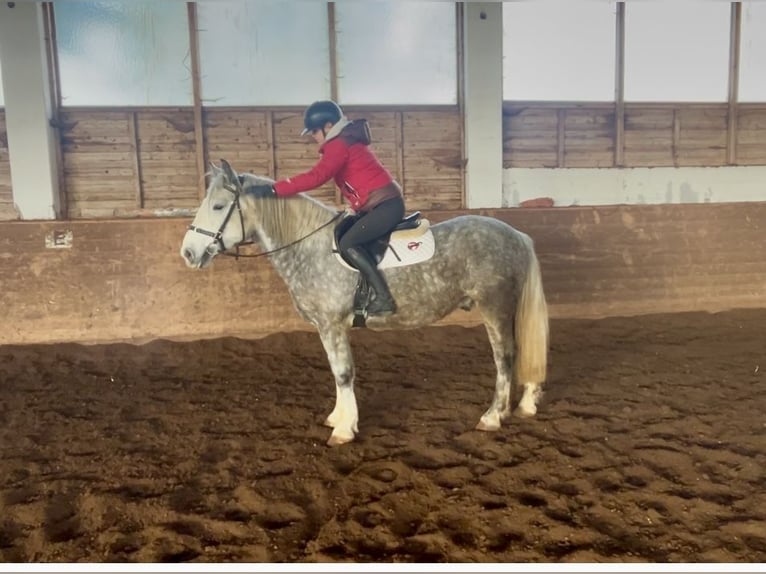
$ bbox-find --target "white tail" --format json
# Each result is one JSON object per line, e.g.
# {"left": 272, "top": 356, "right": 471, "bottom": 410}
{"left": 514, "top": 239, "right": 549, "bottom": 385}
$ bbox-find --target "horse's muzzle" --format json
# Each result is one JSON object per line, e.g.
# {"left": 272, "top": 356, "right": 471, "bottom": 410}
{"left": 181, "top": 244, "right": 215, "bottom": 269}
{"left": 181, "top": 246, "right": 198, "bottom": 268}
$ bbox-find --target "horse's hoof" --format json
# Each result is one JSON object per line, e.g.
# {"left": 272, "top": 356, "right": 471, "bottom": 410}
{"left": 327, "top": 433, "right": 354, "bottom": 447}
{"left": 475, "top": 419, "right": 500, "bottom": 432}
{"left": 476, "top": 411, "right": 501, "bottom": 431}
{"left": 514, "top": 406, "right": 536, "bottom": 418}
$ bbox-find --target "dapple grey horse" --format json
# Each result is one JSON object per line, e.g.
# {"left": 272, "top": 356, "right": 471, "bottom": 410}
{"left": 181, "top": 160, "right": 549, "bottom": 446}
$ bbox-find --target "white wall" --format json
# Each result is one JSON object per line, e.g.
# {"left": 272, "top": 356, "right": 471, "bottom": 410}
{"left": 463, "top": 2, "right": 503, "bottom": 208}
{"left": 504, "top": 166, "right": 766, "bottom": 207}
{"left": 0, "top": 2, "right": 60, "bottom": 219}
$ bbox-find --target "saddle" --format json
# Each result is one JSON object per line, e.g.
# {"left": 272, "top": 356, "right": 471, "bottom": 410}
{"left": 334, "top": 211, "right": 421, "bottom": 266}
{"left": 334, "top": 211, "right": 423, "bottom": 327}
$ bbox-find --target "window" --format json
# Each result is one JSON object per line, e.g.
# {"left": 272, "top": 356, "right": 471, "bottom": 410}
{"left": 55, "top": 1, "right": 191, "bottom": 106}
{"left": 624, "top": 2, "right": 729, "bottom": 102}
{"left": 739, "top": 2, "right": 766, "bottom": 102}
{"left": 503, "top": 2, "right": 616, "bottom": 101}
{"left": 197, "top": 1, "right": 330, "bottom": 106}
{"left": 335, "top": 2, "right": 456, "bottom": 105}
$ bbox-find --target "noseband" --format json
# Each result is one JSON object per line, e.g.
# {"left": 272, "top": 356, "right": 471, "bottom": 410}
{"left": 187, "top": 183, "right": 247, "bottom": 255}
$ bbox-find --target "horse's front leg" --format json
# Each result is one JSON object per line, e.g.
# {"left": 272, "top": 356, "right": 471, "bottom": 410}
{"left": 317, "top": 326, "right": 358, "bottom": 446}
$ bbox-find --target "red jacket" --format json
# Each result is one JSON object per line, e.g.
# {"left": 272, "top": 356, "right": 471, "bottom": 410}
{"left": 273, "top": 119, "right": 394, "bottom": 211}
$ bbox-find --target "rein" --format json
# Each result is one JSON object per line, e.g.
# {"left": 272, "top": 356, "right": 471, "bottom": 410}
{"left": 221, "top": 210, "right": 343, "bottom": 259}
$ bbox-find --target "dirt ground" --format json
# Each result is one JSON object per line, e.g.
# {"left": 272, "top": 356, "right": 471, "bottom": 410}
{"left": 0, "top": 309, "right": 764, "bottom": 563}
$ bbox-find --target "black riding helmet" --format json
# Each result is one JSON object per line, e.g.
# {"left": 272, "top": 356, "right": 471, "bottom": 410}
{"left": 301, "top": 100, "right": 343, "bottom": 136}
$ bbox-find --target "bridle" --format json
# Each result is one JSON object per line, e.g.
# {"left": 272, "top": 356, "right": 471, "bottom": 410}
{"left": 187, "top": 183, "right": 248, "bottom": 257}
{"left": 187, "top": 181, "right": 342, "bottom": 260}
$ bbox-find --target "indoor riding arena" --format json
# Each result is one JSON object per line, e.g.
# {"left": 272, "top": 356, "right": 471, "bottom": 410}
{"left": 1, "top": 1, "right": 764, "bottom": 566}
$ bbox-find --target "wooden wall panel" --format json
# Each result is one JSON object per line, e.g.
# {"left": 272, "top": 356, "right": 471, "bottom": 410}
{"left": 737, "top": 106, "right": 766, "bottom": 165}
{"left": 623, "top": 107, "right": 674, "bottom": 167}
{"left": 204, "top": 109, "right": 272, "bottom": 177}
{"left": 0, "top": 202, "right": 763, "bottom": 345}
{"left": 136, "top": 111, "right": 198, "bottom": 210}
{"left": 55, "top": 103, "right": 765, "bottom": 217}
{"left": 402, "top": 111, "right": 463, "bottom": 210}
{"left": 504, "top": 103, "right": 766, "bottom": 169}
{"left": 503, "top": 106, "right": 558, "bottom": 168}
{"left": 676, "top": 107, "right": 728, "bottom": 166}
{"left": 563, "top": 107, "right": 615, "bottom": 167}
{"left": 60, "top": 111, "right": 137, "bottom": 217}
{"left": 504, "top": 104, "right": 620, "bottom": 168}
{"left": 0, "top": 111, "right": 18, "bottom": 220}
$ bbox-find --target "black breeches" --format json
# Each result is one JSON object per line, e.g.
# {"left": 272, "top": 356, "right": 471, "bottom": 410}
{"left": 338, "top": 196, "right": 405, "bottom": 254}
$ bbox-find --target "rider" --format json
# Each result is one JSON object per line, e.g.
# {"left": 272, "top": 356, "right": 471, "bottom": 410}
{"left": 248, "top": 100, "right": 405, "bottom": 316}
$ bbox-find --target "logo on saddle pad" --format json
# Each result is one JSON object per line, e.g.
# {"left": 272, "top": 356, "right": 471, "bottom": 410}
{"left": 333, "top": 215, "right": 435, "bottom": 271}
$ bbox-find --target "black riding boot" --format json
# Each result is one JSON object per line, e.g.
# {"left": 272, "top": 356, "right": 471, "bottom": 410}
{"left": 344, "top": 246, "right": 397, "bottom": 316}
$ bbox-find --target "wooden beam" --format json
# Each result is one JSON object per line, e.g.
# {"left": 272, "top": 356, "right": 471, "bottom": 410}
{"left": 128, "top": 111, "right": 144, "bottom": 208}
{"left": 42, "top": 2, "right": 67, "bottom": 218}
{"left": 557, "top": 108, "right": 566, "bottom": 167}
{"left": 187, "top": 2, "right": 206, "bottom": 199}
{"left": 43, "top": 3, "right": 61, "bottom": 111}
{"left": 727, "top": 2, "right": 742, "bottom": 165}
{"left": 672, "top": 108, "right": 681, "bottom": 167}
{"left": 395, "top": 111, "right": 405, "bottom": 193}
{"left": 327, "top": 3, "right": 341, "bottom": 204}
{"left": 266, "top": 111, "right": 277, "bottom": 180}
{"left": 614, "top": 2, "right": 625, "bottom": 167}
{"left": 456, "top": 2, "right": 466, "bottom": 208}
{"left": 327, "top": 2, "right": 338, "bottom": 102}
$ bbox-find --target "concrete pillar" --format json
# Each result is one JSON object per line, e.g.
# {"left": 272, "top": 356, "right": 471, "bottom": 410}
{"left": 462, "top": 2, "right": 504, "bottom": 208}
{"left": 0, "top": 2, "right": 60, "bottom": 219}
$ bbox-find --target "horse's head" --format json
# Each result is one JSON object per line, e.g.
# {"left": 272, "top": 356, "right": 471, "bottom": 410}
{"left": 180, "top": 159, "right": 258, "bottom": 269}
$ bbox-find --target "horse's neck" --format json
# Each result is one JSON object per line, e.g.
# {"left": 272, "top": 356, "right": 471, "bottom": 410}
{"left": 245, "top": 194, "right": 335, "bottom": 268}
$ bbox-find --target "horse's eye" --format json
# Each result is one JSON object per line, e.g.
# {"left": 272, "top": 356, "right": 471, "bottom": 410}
{"left": 212, "top": 204, "right": 225, "bottom": 211}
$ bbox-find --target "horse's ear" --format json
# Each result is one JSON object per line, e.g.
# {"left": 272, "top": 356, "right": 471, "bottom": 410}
{"left": 220, "top": 159, "right": 243, "bottom": 192}
{"left": 209, "top": 161, "right": 222, "bottom": 176}
{"left": 220, "top": 158, "right": 235, "bottom": 181}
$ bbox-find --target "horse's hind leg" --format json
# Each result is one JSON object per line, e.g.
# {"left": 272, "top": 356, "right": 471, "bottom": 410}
{"left": 515, "top": 382, "right": 542, "bottom": 418}
{"left": 317, "top": 326, "right": 358, "bottom": 446}
{"left": 476, "top": 316, "right": 514, "bottom": 432}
